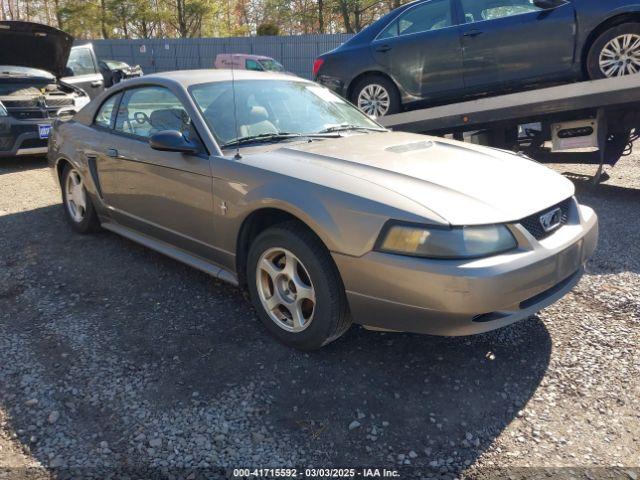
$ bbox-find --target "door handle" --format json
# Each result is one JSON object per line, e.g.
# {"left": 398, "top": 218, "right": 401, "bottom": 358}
{"left": 375, "top": 44, "right": 392, "bottom": 53}
{"left": 91, "top": 80, "right": 103, "bottom": 87}
{"left": 106, "top": 148, "right": 119, "bottom": 158}
{"left": 463, "top": 29, "right": 483, "bottom": 38}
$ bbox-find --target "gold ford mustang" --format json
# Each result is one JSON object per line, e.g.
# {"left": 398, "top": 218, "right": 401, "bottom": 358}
{"left": 48, "top": 70, "right": 598, "bottom": 350}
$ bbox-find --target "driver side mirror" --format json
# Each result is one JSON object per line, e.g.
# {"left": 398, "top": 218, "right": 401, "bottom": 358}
{"left": 149, "top": 130, "right": 199, "bottom": 154}
{"left": 533, "top": 0, "right": 562, "bottom": 8}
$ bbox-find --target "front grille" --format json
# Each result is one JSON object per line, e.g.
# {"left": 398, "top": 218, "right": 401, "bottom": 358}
{"left": 519, "top": 198, "right": 572, "bottom": 240}
{"left": 20, "top": 138, "right": 47, "bottom": 149}
{"left": 8, "top": 109, "right": 46, "bottom": 119}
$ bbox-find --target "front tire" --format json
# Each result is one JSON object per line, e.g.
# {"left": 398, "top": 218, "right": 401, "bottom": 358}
{"left": 587, "top": 23, "right": 640, "bottom": 79}
{"left": 351, "top": 74, "right": 401, "bottom": 118}
{"left": 61, "top": 164, "right": 101, "bottom": 234}
{"left": 247, "top": 222, "right": 351, "bottom": 350}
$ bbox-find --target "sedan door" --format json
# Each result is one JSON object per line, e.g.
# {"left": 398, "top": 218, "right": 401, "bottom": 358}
{"left": 63, "top": 45, "right": 105, "bottom": 99}
{"left": 96, "top": 86, "right": 217, "bottom": 261}
{"left": 456, "top": 0, "right": 576, "bottom": 92}
{"left": 371, "top": 0, "right": 465, "bottom": 101}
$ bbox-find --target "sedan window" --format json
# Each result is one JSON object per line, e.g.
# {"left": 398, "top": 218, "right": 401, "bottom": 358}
{"left": 245, "top": 59, "right": 263, "bottom": 71}
{"left": 94, "top": 94, "right": 120, "bottom": 129}
{"left": 461, "top": 0, "right": 543, "bottom": 23}
{"left": 114, "top": 86, "right": 194, "bottom": 140}
{"left": 378, "top": 0, "right": 452, "bottom": 39}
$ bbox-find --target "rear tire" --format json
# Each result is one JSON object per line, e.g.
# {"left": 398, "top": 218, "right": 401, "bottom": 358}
{"left": 247, "top": 222, "right": 351, "bottom": 350}
{"left": 351, "top": 74, "right": 401, "bottom": 118}
{"left": 586, "top": 23, "right": 640, "bottom": 79}
{"left": 60, "top": 164, "right": 101, "bottom": 234}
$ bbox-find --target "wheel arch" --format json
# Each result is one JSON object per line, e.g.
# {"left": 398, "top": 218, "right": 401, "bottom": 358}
{"left": 581, "top": 11, "right": 640, "bottom": 76}
{"left": 54, "top": 157, "right": 73, "bottom": 185}
{"left": 235, "top": 206, "right": 336, "bottom": 288}
{"left": 346, "top": 70, "right": 401, "bottom": 103}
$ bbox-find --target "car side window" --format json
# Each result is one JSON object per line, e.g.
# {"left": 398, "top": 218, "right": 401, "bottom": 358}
{"left": 94, "top": 94, "right": 120, "bottom": 129}
{"left": 461, "top": 0, "right": 543, "bottom": 23}
{"left": 114, "top": 86, "right": 195, "bottom": 141}
{"left": 378, "top": 0, "right": 452, "bottom": 40}
{"left": 245, "top": 59, "right": 263, "bottom": 71}
{"left": 67, "top": 48, "right": 97, "bottom": 76}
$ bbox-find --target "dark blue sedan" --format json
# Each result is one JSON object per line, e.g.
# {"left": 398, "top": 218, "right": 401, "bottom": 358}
{"left": 314, "top": 0, "right": 640, "bottom": 116}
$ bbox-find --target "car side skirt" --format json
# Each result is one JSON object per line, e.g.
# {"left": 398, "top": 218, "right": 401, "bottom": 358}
{"left": 101, "top": 221, "right": 239, "bottom": 286}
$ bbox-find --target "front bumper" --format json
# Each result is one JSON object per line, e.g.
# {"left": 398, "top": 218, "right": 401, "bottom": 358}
{"left": 0, "top": 117, "right": 50, "bottom": 157}
{"left": 333, "top": 203, "right": 598, "bottom": 336}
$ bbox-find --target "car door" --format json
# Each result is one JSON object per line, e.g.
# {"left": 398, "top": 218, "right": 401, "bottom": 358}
{"left": 456, "top": 0, "right": 576, "bottom": 91}
{"left": 371, "top": 0, "right": 464, "bottom": 100}
{"left": 96, "top": 85, "right": 217, "bottom": 260}
{"left": 63, "top": 45, "right": 105, "bottom": 99}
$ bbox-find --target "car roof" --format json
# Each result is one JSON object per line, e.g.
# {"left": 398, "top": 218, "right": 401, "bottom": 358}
{"left": 134, "top": 69, "right": 305, "bottom": 87}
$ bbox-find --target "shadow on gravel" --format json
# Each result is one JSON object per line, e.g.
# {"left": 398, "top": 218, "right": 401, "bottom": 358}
{"left": 565, "top": 175, "right": 640, "bottom": 275}
{"left": 0, "top": 156, "right": 48, "bottom": 175}
{"left": 0, "top": 204, "right": 553, "bottom": 477}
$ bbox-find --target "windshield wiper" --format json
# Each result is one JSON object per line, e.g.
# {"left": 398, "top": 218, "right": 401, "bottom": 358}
{"left": 220, "top": 132, "right": 303, "bottom": 148}
{"left": 316, "top": 124, "right": 387, "bottom": 134}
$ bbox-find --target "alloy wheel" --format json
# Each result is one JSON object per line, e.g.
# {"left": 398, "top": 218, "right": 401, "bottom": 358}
{"left": 357, "top": 83, "right": 390, "bottom": 117}
{"left": 599, "top": 33, "right": 640, "bottom": 77}
{"left": 65, "top": 168, "right": 87, "bottom": 223}
{"left": 256, "top": 247, "right": 316, "bottom": 333}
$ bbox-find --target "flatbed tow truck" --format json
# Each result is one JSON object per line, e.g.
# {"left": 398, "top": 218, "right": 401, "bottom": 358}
{"left": 378, "top": 75, "right": 640, "bottom": 183}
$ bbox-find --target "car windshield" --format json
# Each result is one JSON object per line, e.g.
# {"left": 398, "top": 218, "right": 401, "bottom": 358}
{"left": 190, "top": 79, "right": 384, "bottom": 148}
{"left": 258, "top": 59, "right": 284, "bottom": 72}
{"left": 105, "top": 60, "right": 128, "bottom": 69}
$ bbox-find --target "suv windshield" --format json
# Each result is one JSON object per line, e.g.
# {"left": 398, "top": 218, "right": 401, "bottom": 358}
{"left": 190, "top": 79, "right": 384, "bottom": 147}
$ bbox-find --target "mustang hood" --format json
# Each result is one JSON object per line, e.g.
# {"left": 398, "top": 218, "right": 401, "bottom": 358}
{"left": 279, "top": 131, "right": 575, "bottom": 225}
{"left": 0, "top": 21, "right": 73, "bottom": 78}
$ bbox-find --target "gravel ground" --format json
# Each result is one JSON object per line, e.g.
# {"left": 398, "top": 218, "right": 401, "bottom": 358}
{"left": 0, "top": 152, "right": 638, "bottom": 479}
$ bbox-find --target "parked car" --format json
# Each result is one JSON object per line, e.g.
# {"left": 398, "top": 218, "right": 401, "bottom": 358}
{"left": 99, "top": 59, "right": 143, "bottom": 88}
{"left": 314, "top": 0, "right": 640, "bottom": 117}
{"left": 48, "top": 70, "right": 598, "bottom": 350}
{"left": 63, "top": 44, "right": 105, "bottom": 99}
{"left": 215, "top": 53, "right": 285, "bottom": 72}
{"left": 0, "top": 21, "right": 90, "bottom": 158}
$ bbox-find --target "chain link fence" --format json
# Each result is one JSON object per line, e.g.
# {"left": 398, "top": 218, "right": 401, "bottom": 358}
{"left": 85, "top": 34, "right": 354, "bottom": 79}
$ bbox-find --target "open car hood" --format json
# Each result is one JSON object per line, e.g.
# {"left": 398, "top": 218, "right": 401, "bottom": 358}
{"left": 0, "top": 21, "right": 73, "bottom": 78}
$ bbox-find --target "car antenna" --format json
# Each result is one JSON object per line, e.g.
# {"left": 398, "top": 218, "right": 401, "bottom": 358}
{"left": 231, "top": 56, "right": 242, "bottom": 160}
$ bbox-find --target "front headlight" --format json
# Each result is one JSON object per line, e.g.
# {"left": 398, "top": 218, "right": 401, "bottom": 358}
{"left": 377, "top": 223, "right": 517, "bottom": 259}
{"left": 0, "top": 102, "right": 7, "bottom": 117}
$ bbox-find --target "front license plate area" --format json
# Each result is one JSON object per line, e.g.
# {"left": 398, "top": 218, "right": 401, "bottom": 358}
{"left": 38, "top": 124, "right": 51, "bottom": 140}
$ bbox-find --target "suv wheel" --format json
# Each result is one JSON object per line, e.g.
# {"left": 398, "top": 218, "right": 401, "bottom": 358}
{"left": 61, "top": 164, "right": 100, "bottom": 233}
{"left": 587, "top": 23, "right": 640, "bottom": 79}
{"left": 351, "top": 75, "right": 400, "bottom": 118}
{"left": 247, "top": 222, "right": 351, "bottom": 350}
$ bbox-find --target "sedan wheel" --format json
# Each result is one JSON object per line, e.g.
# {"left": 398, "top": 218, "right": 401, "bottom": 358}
{"left": 357, "top": 84, "right": 391, "bottom": 117}
{"left": 587, "top": 23, "right": 640, "bottom": 80}
{"left": 256, "top": 247, "right": 316, "bottom": 333}
{"left": 598, "top": 33, "right": 640, "bottom": 77}
{"left": 247, "top": 222, "right": 351, "bottom": 350}
{"left": 65, "top": 168, "right": 87, "bottom": 223}
{"left": 60, "top": 163, "right": 101, "bottom": 233}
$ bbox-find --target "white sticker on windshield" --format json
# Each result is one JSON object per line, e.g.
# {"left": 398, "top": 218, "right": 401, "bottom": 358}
{"left": 306, "top": 86, "right": 346, "bottom": 104}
